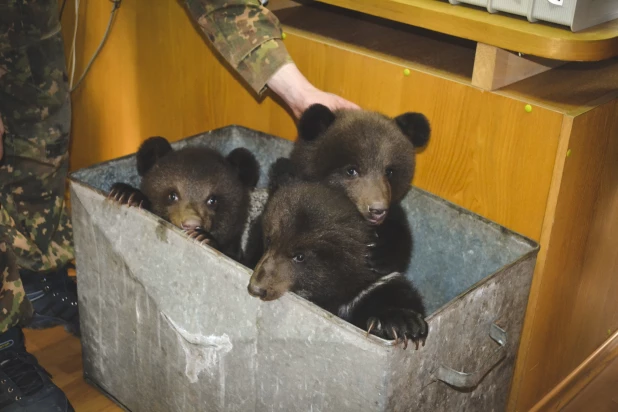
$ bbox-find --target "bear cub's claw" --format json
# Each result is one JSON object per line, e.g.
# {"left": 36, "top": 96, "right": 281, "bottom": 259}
{"left": 108, "top": 183, "right": 149, "bottom": 209}
{"left": 185, "top": 228, "right": 220, "bottom": 249}
{"left": 366, "top": 309, "right": 428, "bottom": 350}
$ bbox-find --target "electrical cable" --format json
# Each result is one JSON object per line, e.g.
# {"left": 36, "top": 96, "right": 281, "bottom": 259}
{"left": 70, "top": 0, "right": 122, "bottom": 93}
{"left": 59, "top": 0, "right": 68, "bottom": 20}
{"left": 68, "top": 0, "right": 80, "bottom": 90}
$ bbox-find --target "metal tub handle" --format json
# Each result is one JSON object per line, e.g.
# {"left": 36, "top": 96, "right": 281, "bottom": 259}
{"left": 434, "top": 322, "right": 507, "bottom": 389}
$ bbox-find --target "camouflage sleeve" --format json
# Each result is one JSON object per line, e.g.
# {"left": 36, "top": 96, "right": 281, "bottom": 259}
{"left": 184, "top": 0, "right": 293, "bottom": 95}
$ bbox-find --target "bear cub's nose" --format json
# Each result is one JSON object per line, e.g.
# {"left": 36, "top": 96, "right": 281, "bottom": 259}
{"left": 181, "top": 219, "right": 202, "bottom": 231}
{"left": 248, "top": 283, "right": 267, "bottom": 299}
{"left": 369, "top": 207, "right": 387, "bottom": 221}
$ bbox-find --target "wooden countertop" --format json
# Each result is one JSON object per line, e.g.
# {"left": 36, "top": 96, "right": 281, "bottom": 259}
{"left": 311, "top": 0, "right": 618, "bottom": 61}
{"left": 273, "top": 1, "right": 618, "bottom": 114}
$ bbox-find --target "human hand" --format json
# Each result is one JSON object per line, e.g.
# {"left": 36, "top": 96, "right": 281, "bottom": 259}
{"left": 267, "top": 62, "right": 359, "bottom": 119}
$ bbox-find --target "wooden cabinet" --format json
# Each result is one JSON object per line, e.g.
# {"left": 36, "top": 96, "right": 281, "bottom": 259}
{"left": 62, "top": 0, "right": 618, "bottom": 410}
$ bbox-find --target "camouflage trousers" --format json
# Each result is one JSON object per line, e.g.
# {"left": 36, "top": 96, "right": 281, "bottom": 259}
{"left": 0, "top": 6, "right": 73, "bottom": 333}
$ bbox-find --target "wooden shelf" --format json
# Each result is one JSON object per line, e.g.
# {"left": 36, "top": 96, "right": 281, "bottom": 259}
{"left": 273, "top": 1, "right": 477, "bottom": 84}
{"left": 312, "top": 0, "right": 618, "bottom": 61}
{"left": 273, "top": 1, "right": 618, "bottom": 113}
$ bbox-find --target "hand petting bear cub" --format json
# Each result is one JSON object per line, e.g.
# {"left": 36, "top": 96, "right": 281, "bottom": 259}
{"left": 286, "top": 104, "right": 431, "bottom": 275}
{"left": 109, "top": 136, "right": 260, "bottom": 262}
{"left": 246, "top": 178, "right": 428, "bottom": 349}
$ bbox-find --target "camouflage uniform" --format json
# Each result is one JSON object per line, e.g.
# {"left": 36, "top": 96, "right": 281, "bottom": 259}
{"left": 185, "top": 0, "right": 292, "bottom": 94}
{"left": 0, "top": 0, "right": 292, "bottom": 333}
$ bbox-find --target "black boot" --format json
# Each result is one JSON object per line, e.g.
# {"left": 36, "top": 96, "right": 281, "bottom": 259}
{"left": 20, "top": 265, "right": 80, "bottom": 337}
{"left": 0, "top": 326, "right": 74, "bottom": 411}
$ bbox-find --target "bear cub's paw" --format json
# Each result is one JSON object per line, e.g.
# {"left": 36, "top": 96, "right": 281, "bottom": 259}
{"left": 108, "top": 183, "right": 150, "bottom": 209}
{"left": 364, "top": 233, "right": 392, "bottom": 273}
{"left": 366, "top": 308, "right": 428, "bottom": 350}
{"left": 184, "top": 228, "right": 220, "bottom": 249}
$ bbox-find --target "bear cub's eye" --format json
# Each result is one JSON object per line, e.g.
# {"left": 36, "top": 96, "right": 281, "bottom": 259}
{"left": 385, "top": 168, "right": 394, "bottom": 178}
{"left": 346, "top": 167, "right": 359, "bottom": 177}
{"left": 293, "top": 253, "right": 305, "bottom": 263}
{"left": 206, "top": 195, "right": 218, "bottom": 207}
{"left": 168, "top": 191, "right": 179, "bottom": 202}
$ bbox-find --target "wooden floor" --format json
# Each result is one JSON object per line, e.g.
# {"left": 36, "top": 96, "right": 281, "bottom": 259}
{"left": 23, "top": 327, "right": 122, "bottom": 412}
{"left": 23, "top": 326, "right": 618, "bottom": 411}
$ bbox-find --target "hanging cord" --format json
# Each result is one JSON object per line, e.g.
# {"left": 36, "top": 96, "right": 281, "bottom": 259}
{"left": 59, "top": 0, "right": 68, "bottom": 20}
{"left": 67, "top": 0, "right": 79, "bottom": 90}
{"left": 70, "top": 0, "right": 122, "bottom": 93}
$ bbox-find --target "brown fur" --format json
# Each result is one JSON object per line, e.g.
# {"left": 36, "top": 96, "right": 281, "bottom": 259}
{"left": 247, "top": 181, "right": 428, "bottom": 348}
{"left": 281, "top": 105, "right": 430, "bottom": 274}
{"left": 290, "top": 107, "right": 430, "bottom": 225}
{"left": 248, "top": 182, "right": 378, "bottom": 310}
{"left": 110, "top": 136, "right": 259, "bottom": 261}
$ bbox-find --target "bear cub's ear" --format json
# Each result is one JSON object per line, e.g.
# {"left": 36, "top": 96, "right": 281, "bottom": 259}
{"left": 267, "top": 157, "right": 299, "bottom": 195}
{"left": 226, "top": 147, "right": 260, "bottom": 189}
{"left": 137, "top": 136, "right": 173, "bottom": 176}
{"left": 394, "top": 113, "right": 431, "bottom": 148}
{"left": 297, "top": 104, "right": 336, "bottom": 141}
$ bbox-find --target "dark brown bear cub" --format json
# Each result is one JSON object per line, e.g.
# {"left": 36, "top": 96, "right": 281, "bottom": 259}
{"left": 286, "top": 104, "right": 431, "bottom": 275}
{"left": 109, "top": 136, "right": 260, "bottom": 261}
{"left": 247, "top": 179, "right": 428, "bottom": 349}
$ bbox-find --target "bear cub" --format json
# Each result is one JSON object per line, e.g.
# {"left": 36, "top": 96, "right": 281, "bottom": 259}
{"left": 247, "top": 175, "right": 428, "bottom": 349}
{"left": 285, "top": 104, "right": 431, "bottom": 275}
{"left": 109, "top": 136, "right": 260, "bottom": 261}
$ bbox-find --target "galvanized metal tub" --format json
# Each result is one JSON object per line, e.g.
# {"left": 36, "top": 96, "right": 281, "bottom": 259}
{"left": 68, "top": 126, "right": 539, "bottom": 412}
